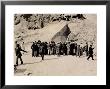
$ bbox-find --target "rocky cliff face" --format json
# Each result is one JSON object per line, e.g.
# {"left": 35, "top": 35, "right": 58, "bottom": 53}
{"left": 51, "top": 24, "right": 71, "bottom": 43}
{"left": 14, "top": 14, "right": 86, "bottom": 29}
{"left": 14, "top": 14, "right": 97, "bottom": 53}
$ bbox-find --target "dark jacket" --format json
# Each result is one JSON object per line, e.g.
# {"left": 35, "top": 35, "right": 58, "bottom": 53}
{"left": 39, "top": 44, "right": 45, "bottom": 55}
{"left": 15, "top": 44, "right": 26, "bottom": 57}
{"left": 89, "top": 47, "right": 94, "bottom": 55}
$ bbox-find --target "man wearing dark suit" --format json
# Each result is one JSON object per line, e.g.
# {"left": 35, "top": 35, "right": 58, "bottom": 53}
{"left": 87, "top": 45, "right": 94, "bottom": 60}
{"left": 31, "top": 42, "right": 35, "bottom": 57}
{"left": 15, "top": 43, "right": 27, "bottom": 66}
{"left": 34, "top": 41, "right": 39, "bottom": 57}
{"left": 85, "top": 42, "right": 89, "bottom": 56}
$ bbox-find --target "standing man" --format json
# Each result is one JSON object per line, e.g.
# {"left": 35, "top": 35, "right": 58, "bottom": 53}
{"left": 31, "top": 42, "right": 35, "bottom": 57}
{"left": 56, "top": 43, "right": 60, "bottom": 56}
{"left": 76, "top": 44, "right": 81, "bottom": 57}
{"left": 75, "top": 42, "right": 77, "bottom": 55}
{"left": 48, "top": 42, "right": 51, "bottom": 55}
{"left": 59, "top": 42, "right": 63, "bottom": 55}
{"left": 80, "top": 46, "right": 83, "bottom": 56}
{"left": 73, "top": 42, "right": 75, "bottom": 55}
{"left": 87, "top": 45, "right": 94, "bottom": 60}
{"left": 34, "top": 41, "right": 38, "bottom": 57}
{"left": 70, "top": 41, "right": 74, "bottom": 55}
{"left": 80, "top": 43, "right": 83, "bottom": 56}
{"left": 50, "top": 41, "right": 53, "bottom": 55}
{"left": 85, "top": 42, "right": 89, "bottom": 56}
{"left": 53, "top": 41, "right": 56, "bottom": 55}
{"left": 67, "top": 42, "right": 70, "bottom": 55}
{"left": 63, "top": 42, "right": 67, "bottom": 55}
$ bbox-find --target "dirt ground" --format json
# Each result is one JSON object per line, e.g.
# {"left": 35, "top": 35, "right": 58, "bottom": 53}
{"left": 14, "top": 53, "right": 97, "bottom": 76}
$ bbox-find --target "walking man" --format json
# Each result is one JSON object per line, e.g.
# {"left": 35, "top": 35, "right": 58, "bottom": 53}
{"left": 39, "top": 42, "right": 45, "bottom": 60}
{"left": 87, "top": 45, "right": 94, "bottom": 60}
{"left": 15, "top": 43, "right": 27, "bottom": 66}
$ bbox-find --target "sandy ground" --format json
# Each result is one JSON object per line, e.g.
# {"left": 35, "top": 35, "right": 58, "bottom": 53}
{"left": 14, "top": 54, "right": 97, "bottom": 76}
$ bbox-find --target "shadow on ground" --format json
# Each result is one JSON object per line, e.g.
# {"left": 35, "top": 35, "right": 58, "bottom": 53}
{"left": 15, "top": 69, "right": 26, "bottom": 74}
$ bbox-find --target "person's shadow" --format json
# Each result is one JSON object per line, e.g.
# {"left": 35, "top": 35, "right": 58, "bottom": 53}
{"left": 22, "top": 60, "right": 42, "bottom": 65}
{"left": 23, "top": 57, "right": 59, "bottom": 65}
{"left": 45, "top": 57, "right": 58, "bottom": 61}
{"left": 14, "top": 69, "right": 26, "bottom": 74}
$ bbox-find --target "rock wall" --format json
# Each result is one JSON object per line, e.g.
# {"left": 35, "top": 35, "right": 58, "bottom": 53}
{"left": 14, "top": 14, "right": 97, "bottom": 54}
{"left": 52, "top": 24, "right": 71, "bottom": 43}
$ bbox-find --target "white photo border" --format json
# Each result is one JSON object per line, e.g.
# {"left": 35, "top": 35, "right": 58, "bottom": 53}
{"left": 5, "top": 5, "right": 106, "bottom": 85}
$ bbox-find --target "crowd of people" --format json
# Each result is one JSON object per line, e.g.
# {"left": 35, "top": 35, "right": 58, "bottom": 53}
{"left": 15, "top": 40, "right": 95, "bottom": 66}
{"left": 30, "top": 40, "right": 94, "bottom": 59}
